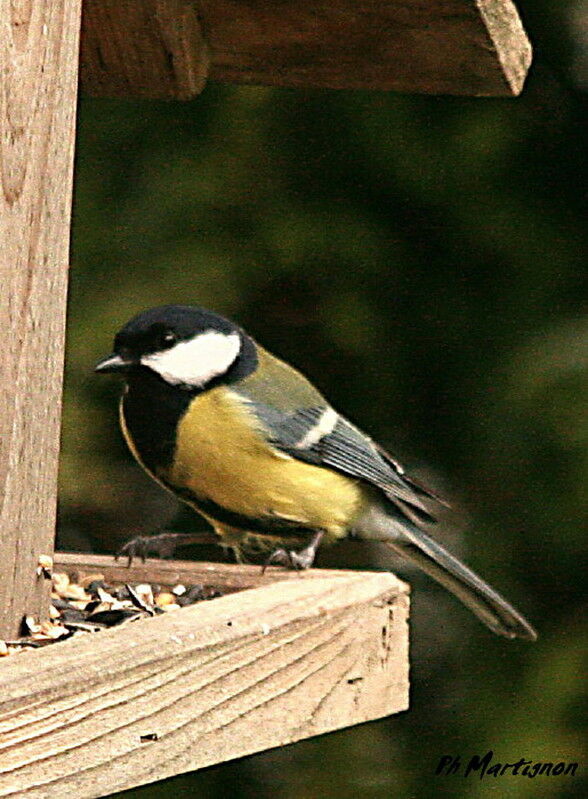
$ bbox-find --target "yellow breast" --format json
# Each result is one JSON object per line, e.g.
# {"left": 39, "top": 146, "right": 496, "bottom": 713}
{"left": 168, "top": 387, "right": 366, "bottom": 538}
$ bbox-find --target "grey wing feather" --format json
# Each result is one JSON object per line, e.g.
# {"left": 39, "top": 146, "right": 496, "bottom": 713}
{"left": 317, "top": 418, "right": 440, "bottom": 523}
{"left": 251, "top": 403, "right": 327, "bottom": 452}
{"left": 243, "top": 395, "right": 441, "bottom": 524}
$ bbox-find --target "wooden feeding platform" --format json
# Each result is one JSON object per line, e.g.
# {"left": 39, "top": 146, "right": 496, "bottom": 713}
{"left": 0, "top": 1, "right": 530, "bottom": 796}
{"left": 0, "top": 555, "right": 409, "bottom": 797}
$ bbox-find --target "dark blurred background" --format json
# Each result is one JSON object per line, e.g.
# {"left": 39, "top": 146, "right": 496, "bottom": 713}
{"left": 59, "top": 0, "right": 586, "bottom": 796}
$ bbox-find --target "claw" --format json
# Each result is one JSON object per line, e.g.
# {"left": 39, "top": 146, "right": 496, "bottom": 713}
{"left": 262, "top": 531, "right": 324, "bottom": 574}
{"left": 262, "top": 548, "right": 293, "bottom": 573}
{"left": 115, "top": 530, "right": 220, "bottom": 566}
{"left": 115, "top": 536, "right": 151, "bottom": 567}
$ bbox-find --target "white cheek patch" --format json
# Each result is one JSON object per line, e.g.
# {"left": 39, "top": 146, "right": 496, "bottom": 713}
{"left": 142, "top": 331, "right": 241, "bottom": 387}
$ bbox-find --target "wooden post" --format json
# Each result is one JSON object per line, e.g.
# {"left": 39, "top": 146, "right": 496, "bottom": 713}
{"left": 0, "top": 1, "right": 83, "bottom": 638}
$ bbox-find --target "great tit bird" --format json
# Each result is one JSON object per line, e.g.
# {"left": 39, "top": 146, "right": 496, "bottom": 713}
{"left": 96, "top": 304, "right": 536, "bottom": 641}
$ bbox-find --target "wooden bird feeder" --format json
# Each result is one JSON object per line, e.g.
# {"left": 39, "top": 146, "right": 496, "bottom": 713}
{"left": 0, "top": 1, "right": 531, "bottom": 796}
{"left": 0, "top": 555, "right": 408, "bottom": 796}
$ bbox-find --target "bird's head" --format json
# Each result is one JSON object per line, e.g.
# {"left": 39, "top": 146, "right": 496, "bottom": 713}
{"left": 95, "top": 305, "right": 252, "bottom": 389}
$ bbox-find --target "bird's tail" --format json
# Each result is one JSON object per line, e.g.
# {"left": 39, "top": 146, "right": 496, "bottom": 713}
{"left": 358, "top": 506, "right": 537, "bottom": 641}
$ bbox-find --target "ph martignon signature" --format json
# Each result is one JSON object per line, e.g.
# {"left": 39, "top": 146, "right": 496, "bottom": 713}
{"left": 435, "top": 751, "right": 578, "bottom": 780}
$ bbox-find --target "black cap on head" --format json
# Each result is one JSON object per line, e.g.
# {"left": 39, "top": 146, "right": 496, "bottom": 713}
{"left": 113, "top": 305, "right": 239, "bottom": 358}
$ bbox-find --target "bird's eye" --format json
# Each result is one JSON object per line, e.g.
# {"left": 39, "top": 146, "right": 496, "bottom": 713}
{"left": 160, "top": 330, "right": 177, "bottom": 348}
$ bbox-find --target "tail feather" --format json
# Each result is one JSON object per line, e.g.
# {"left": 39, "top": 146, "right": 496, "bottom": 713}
{"left": 359, "top": 507, "right": 537, "bottom": 641}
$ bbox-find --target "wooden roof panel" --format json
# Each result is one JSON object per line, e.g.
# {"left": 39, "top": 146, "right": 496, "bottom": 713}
{"left": 80, "top": 0, "right": 532, "bottom": 99}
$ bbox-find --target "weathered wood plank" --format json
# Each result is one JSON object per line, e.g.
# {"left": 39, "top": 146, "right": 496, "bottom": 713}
{"left": 202, "top": 0, "right": 532, "bottom": 95}
{"left": 80, "top": 0, "right": 209, "bottom": 99}
{"left": 79, "top": 0, "right": 531, "bottom": 97}
{"left": 0, "top": 570, "right": 409, "bottom": 798}
{"left": 0, "top": 1, "right": 82, "bottom": 639}
{"left": 477, "top": 0, "right": 532, "bottom": 94}
{"left": 53, "top": 551, "right": 359, "bottom": 592}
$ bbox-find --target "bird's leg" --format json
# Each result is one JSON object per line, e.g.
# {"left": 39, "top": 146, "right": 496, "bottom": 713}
{"left": 263, "top": 531, "right": 324, "bottom": 572}
{"left": 116, "top": 530, "right": 219, "bottom": 566}
{"left": 293, "top": 530, "right": 324, "bottom": 568}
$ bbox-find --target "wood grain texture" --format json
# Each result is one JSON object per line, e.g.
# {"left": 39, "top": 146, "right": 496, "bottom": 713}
{"left": 201, "top": 0, "right": 531, "bottom": 96}
{"left": 79, "top": 0, "right": 531, "bottom": 97}
{"left": 476, "top": 0, "right": 531, "bottom": 94}
{"left": 80, "top": 0, "right": 209, "bottom": 99}
{"left": 0, "top": 1, "right": 82, "bottom": 639}
{"left": 0, "top": 569, "right": 409, "bottom": 798}
{"left": 53, "top": 551, "right": 365, "bottom": 592}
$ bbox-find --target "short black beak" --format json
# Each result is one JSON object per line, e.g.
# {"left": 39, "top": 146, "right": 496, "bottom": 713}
{"left": 94, "top": 353, "right": 132, "bottom": 373}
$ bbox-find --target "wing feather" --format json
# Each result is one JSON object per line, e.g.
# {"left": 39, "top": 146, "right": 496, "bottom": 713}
{"left": 233, "top": 385, "right": 443, "bottom": 524}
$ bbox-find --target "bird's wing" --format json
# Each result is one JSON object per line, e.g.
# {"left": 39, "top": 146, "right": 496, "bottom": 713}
{"left": 233, "top": 346, "right": 444, "bottom": 523}
{"left": 235, "top": 388, "right": 441, "bottom": 524}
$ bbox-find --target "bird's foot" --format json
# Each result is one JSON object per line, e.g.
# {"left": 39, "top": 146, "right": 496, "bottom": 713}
{"left": 262, "top": 531, "right": 324, "bottom": 573}
{"left": 115, "top": 531, "right": 219, "bottom": 567}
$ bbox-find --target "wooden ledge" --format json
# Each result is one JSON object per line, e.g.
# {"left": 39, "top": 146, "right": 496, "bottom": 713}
{"left": 52, "top": 551, "right": 379, "bottom": 591}
{"left": 79, "top": 0, "right": 532, "bottom": 98}
{"left": 0, "top": 556, "right": 409, "bottom": 798}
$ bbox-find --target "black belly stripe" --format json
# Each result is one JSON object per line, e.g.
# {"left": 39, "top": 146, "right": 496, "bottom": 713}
{"left": 122, "top": 369, "right": 193, "bottom": 473}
